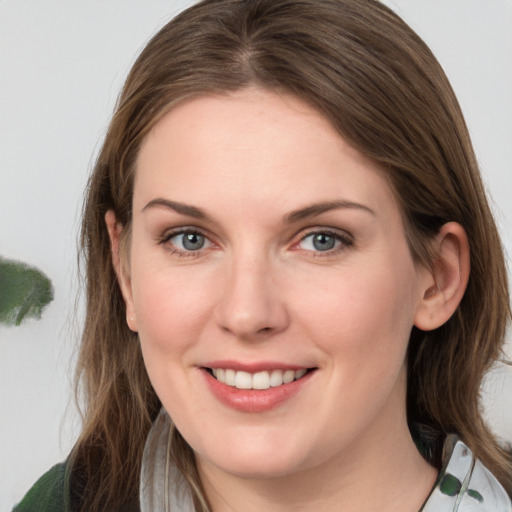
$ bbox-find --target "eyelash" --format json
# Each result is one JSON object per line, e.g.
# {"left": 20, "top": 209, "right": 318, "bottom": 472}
{"left": 158, "top": 228, "right": 353, "bottom": 258}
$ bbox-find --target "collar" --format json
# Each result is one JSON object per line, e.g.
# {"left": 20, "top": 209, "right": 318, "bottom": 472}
{"left": 140, "top": 409, "right": 195, "bottom": 512}
{"left": 421, "top": 434, "right": 511, "bottom": 511}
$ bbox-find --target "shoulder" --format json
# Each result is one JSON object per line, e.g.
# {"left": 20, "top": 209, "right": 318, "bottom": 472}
{"left": 422, "top": 436, "right": 512, "bottom": 512}
{"left": 13, "top": 459, "right": 142, "bottom": 512}
{"left": 12, "top": 462, "right": 69, "bottom": 512}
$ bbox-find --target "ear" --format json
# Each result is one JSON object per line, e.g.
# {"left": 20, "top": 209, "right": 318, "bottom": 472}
{"left": 414, "top": 222, "right": 470, "bottom": 331}
{"left": 105, "top": 210, "right": 138, "bottom": 332}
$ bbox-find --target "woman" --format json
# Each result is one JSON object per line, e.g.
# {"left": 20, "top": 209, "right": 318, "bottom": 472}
{"left": 14, "top": 0, "right": 512, "bottom": 510}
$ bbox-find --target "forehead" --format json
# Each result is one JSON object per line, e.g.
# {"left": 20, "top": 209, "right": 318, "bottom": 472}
{"left": 134, "top": 88, "right": 400, "bottom": 223}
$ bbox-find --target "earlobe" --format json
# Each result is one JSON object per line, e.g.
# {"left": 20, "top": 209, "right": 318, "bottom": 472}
{"left": 105, "top": 210, "right": 138, "bottom": 332}
{"left": 414, "top": 222, "right": 470, "bottom": 331}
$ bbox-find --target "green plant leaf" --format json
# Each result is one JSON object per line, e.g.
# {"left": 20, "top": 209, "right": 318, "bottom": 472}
{"left": 0, "top": 256, "right": 54, "bottom": 326}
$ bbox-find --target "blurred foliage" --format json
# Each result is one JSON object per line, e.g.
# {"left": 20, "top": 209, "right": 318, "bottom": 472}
{"left": 0, "top": 256, "right": 54, "bottom": 326}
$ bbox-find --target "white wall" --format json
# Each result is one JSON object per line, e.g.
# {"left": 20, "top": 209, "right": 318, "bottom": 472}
{"left": 1, "top": 0, "right": 510, "bottom": 508}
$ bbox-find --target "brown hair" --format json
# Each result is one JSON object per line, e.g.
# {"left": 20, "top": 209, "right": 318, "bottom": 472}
{"left": 73, "top": 0, "right": 512, "bottom": 509}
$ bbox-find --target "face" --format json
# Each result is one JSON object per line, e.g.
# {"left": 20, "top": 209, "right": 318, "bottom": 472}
{"left": 116, "top": 89, "right": 432, "bottom": 480}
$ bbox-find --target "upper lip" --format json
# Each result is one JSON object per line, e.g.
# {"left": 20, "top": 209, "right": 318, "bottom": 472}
{"left": 201, "top": 360, "right": 314, "bottom": 373}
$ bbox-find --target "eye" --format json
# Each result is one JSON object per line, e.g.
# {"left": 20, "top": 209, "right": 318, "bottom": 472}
{"left": 166, "top": 230, "right": 212, "bottom": 252}
{"left": 297, "top": 231, "right": 351, "bottom": 253}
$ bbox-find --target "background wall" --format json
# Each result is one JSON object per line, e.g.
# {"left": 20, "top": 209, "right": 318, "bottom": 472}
{"left": 1, "top": 0, "right": 511, "bottom": 508}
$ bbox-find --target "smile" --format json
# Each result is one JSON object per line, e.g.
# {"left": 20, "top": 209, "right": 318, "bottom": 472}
{"left": 202, "top": 364, "right": 317, "bottom": 412}
{"left": 210, "top": 368, "right": 309, "bottom": 390}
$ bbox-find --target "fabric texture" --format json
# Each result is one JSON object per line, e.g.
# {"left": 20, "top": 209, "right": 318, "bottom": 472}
{"left": 421, "top": 435, "right": 512, "bottom": 512}
{"left": 12, "top": 462, "right": 68, "bottom": 512}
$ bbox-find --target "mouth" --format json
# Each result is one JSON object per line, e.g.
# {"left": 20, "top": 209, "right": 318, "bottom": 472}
{"left": 201, "top": 364, "right": 317, "bottom": 412}
{"left": 205, "top": 367, "right": 313, "bottom": 390}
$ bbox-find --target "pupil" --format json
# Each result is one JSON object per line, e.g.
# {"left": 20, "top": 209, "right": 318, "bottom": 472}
{"left": 313, "top": 233, "right": 335, "bottom": 251}
{"left": 183, "top": 233, "right": 204, "bottom": 250}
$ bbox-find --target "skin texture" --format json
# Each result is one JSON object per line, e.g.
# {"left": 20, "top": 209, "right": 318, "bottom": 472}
{"left": 107, "top": 88, "right": 469, "bottom": 511}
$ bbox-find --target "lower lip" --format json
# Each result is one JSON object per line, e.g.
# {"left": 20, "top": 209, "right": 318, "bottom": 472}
{"left": 201, "top": 369, "right": 315, "bottom": 413}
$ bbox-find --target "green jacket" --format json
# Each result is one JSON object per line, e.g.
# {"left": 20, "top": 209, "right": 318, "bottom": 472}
{"left": 13, "top": 463, "right": 68, "bottom": 512}
{"left": 12, "top": 461, "right": 140, "bottom": 512}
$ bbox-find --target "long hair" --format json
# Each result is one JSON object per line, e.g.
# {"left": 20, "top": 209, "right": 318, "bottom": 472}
{"left": 73, "top": 0, "right": 512, "bottom": 509}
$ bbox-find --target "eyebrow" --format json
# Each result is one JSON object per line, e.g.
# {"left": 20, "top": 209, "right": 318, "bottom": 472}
{"left": 284, "top": 200, "right": 375, "bottom": 224}
{"left": 142, "top": 197, "right": 375, "bottom": 223}
{"left": 142, "top": 198, "right": 212, "bottom": 221}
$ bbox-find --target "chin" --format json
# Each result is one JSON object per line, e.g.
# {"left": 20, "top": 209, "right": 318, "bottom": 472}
{"left": 194, "top": 431, "right": 318, "bottom": 480}
{"left": 207, "top": 453, "right": 305, "bottom": 480}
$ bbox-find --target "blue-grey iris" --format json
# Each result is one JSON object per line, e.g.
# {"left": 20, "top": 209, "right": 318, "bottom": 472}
{"left": 183, "top": 233, "right": 205, "bottom": 250}
{"left": 313, "top": 233, "right": 336, "bottom": 251}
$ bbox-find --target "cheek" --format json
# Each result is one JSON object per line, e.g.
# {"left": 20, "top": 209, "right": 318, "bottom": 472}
{"left": 130, "top": 263, "right": 221, "bottom": 419}
{"left": 296, "top": 257, "right": 418, "bottom": 433}
{"left": 130, "top": 257, "right": 220, "bottom": 361}
{"left": 295, "top": 254, "right": 419, "bottom": 366}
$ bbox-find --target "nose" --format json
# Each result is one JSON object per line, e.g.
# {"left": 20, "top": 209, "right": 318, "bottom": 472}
{"left": 214, "top": 254, "right": 289, "bottom": 340}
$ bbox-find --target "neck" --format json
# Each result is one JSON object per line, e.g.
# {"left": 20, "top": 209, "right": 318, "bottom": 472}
{"left": 197, "top": 419, "right": 438, "bottom": 512}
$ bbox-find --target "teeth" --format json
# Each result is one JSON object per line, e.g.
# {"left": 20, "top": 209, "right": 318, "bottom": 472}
{"left": 295, "top": 368, "right": 307, "bottom": 379}
{"left": 283, "top": 370, "right": 295, "bottom": 384}
{"left": 225, "top": 369, "right": 236, "bottom": 386}
{"left": 253, "top": 371, "right": 270, "bottom": 390}
{"left": 270, "top": 369, "right": 283, "bottom": 387}
{"left": 235, "top": 371, "right": 252, "bottom": 389}
{"left": 211, "top": 368, "right": 309, "bottom": 389}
